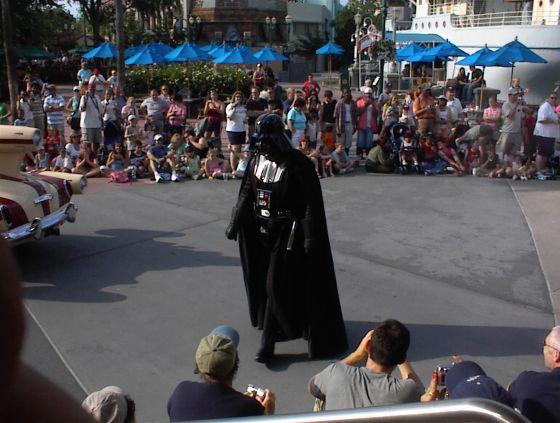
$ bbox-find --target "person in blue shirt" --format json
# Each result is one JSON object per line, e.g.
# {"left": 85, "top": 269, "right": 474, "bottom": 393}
{"left": 147, "top": 134, "right": 178, "bottom": 183}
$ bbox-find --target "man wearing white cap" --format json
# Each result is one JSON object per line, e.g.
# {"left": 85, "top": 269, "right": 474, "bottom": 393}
{"left": 167, "top": 325, "right": 275, "bottom": 421}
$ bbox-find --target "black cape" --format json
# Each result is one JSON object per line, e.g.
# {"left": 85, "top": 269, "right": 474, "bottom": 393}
{"left": 232, "top": 150, "right": 348, "bottom": 358}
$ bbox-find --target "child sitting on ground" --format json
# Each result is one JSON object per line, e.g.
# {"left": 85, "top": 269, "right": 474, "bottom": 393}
{"left": 34, "top": 145, "right": 50, "bottom": 171}
{"left": 203, "top": 148, "right": 231, "bottom": 180}
{"left": 461, "top": 141, "right": 481, "bottom": 173}
{"left": 473, "top": 145, "right": 498, "bottom": 176}
{"left": 489, "top": 152, "right": 514, "bottom": 178}
{"left": 181, "top": 146, "right": 204, "bottom": 180}
{"left": 331, "top": 142, "right": 357, "bottom": 175}
{"left": 317, "top": 145, "right": 332, "bottom": 177}
{"left": 128, "top": 141, "right": 148, "bottom": 178}
{"left": 437, "top": 139, "right": 465, "bottom": 176}
{"left": 52, "top": 147, "right": 73, "bottom": 173}
{"left": 233, "top": 144, "right": 253, "bottom": 179}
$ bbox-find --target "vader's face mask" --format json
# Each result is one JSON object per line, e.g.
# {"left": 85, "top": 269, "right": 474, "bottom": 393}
{"left": 251, "top": 113, "right": 292, "bottom": 159}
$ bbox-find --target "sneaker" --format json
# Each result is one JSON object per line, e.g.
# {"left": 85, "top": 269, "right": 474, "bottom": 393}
{"left": 424, "top": 170, "right": 432, "bottom": 176}
{"left": 536, "top": 171, "right": 548, "bottom": 181}
{"left": 512, "top": 175, "right": 519, "bottom": 181}
{"left": 154, "top": 172, "right": 162, "bottom": 183}
{"left": 192, "top": 174, "right": 200, "bottom": 181}
{"left": 171, "top": 171, "right": 178, "bottom": 182}
{"left": 452, "top": 171, "right": 463, "bottom": 177}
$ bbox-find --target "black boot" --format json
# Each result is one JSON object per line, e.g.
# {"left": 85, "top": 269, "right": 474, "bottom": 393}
{"left": 255, "top": 342, "right": 275, "bottom": 363}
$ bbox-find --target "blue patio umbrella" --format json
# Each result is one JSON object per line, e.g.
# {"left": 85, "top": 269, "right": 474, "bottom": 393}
{"left": 407, "top": 51, "right": 447, "bottom": 63}
{"left": 213, "top": 46, "right": 258, "bottom": 64}
{"left": 125, "top": 47, "right": 169, "bottom": 65}
{"left": 483, "top": 38, "right": 546, "bottom": 81}
{"left": 457, "top": 47, "right": 499, "bottom": 66}
{"left": 208, "top": 43, "right": 233, "bottom": 58}
{"left": 426, "top": 41, "right": 467, "bottom": 58}
{"left": 125, "top": 45, "right": 142, "bottom": 59}
{"left": 201, "top": 43, "right": 218, "bottom": 52}
{"left": 315, "top": 42, "right": 344, "bottom": 77}
{"left": 213, "top": 46, "right": 258, "bottom": 89}
{"left": 315, "top": 42, "right": 344, "bottom": 55}
{"left": 396, "top": 43, "right": 425, "bottom": 61}
{"left": 82, "top": 42, "right": 116, "bottom": 59}
{"left": 458, "top": 46, "right": 512, "bottom": 108}
{"left": 254, "top": 47, "right": 288, "bottom": 62}
{"left": 165, "top": 42, "right": 210, "bottom": 62}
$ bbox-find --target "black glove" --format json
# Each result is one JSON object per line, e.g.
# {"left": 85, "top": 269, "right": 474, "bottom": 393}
{"left": 301, "top": 217, "right": 313, "bottom": 254}
{"left": 225, "top": 206, "right": 239, "bottom": 241}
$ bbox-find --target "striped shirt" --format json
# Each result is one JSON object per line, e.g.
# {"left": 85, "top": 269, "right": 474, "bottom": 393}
{"left": 43, "top": 95, "right": 65, "bottom": 125}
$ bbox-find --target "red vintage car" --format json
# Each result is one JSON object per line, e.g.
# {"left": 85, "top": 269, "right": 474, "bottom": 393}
{"left": 0, "top": 125, "right": 86, "bottom": 245}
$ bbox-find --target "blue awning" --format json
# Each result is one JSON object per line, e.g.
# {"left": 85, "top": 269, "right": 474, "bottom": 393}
{"left": 385, "top": 32, "right": 445, "bottom": 44}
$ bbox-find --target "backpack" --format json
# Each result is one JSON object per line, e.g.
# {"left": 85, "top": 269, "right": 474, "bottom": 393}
{"left": 108, "top": 170, "right": 129, "bottom": 183}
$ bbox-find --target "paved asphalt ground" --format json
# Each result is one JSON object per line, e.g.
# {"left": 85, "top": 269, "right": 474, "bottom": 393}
{"left": 13, "top": 169, "right": 558, "bottom": 422}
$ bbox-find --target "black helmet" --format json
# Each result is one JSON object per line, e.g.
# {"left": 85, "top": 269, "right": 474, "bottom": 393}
{"left": 255, "top": 113, "right": 285, "bottom": 136}
{"left": 251, "top": 113, "right": 292, "bottom": 157}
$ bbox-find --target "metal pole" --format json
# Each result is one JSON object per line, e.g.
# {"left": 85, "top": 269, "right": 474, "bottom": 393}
{"left": 378, "top": 0, "right": 388, "bottom": 96}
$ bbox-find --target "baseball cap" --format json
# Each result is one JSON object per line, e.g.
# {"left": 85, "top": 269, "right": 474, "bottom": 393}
{"left": 195, "top": 325, "right": 239, "bottom": 378}
{"left": 437, "top": 95, "right": 446, "bottom": 100}
{"left": 128, "top": 115, "right": 137, "bottom": 121}
{"left": 73, "top": 86, "right": 80, "bottom": 92}
{"left": 154, "top": 134, "right": 164, "bottom": 142}
{"left": 82, "top": 386, "right": 128, "bottom": 423}
{"left": 508, "top": 88, "right": 519, "bottom": 95}
{"left": 446, "top": 361, "right": 512, "bottom": 406}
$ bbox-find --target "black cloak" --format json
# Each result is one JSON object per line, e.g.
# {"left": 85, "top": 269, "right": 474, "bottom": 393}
{"left": 229, "top": 150, "right": 348, "bottom": 358}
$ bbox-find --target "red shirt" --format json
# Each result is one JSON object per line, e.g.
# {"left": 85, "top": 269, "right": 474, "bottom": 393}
{"left": 302, "top": 80, "right": 320, "bottom": 97}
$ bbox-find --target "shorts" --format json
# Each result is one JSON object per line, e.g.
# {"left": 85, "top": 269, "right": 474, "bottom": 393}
{"left": 226, "top": 131, "right": 246, "bottom": 146}
{"left": 536, "top": 135, "right": 555, "bottom": 157}
{"left": 82, "top": 127, "right": 103, "bottom": 145}
{"left": 497, "top": 132, "right": 523, "bottom": 154}
{"left": 207, "top": 120, "right": 221, "bottom": 133}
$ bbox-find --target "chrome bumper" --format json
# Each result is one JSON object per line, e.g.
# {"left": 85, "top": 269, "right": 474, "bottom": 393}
{"left": 1, "top": 203, "right": 78, "bottom": 245}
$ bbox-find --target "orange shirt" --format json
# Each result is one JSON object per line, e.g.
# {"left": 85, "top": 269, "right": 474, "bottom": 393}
{"left": 323, "top": 132, "right": 335, "bottom": 151}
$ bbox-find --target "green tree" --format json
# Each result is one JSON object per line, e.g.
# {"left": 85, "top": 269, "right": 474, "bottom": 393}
{"left": 69, "top": 0, "right": 114, "bottom": 44}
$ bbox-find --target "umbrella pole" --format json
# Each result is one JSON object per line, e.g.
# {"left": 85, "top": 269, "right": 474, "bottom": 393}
{"left": 510, "top": 63, "right": 515, "bottom": 83}
{"left": 479, "top": 66, "right": 485, "bottom": 111}
{"left": 398, "top": 61, "right": 401, "bottom": 91}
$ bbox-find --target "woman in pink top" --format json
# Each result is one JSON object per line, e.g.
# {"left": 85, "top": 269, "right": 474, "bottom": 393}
{"left": 482, "top": 96, "right": 501, "bottom": 129}
{"left": 166, "top": 94, "right": 187, "bottom": 135}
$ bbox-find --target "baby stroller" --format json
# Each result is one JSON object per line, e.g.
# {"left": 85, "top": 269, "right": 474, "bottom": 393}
{"left": 390, "top": 124, "right": 420, "bottom": 174}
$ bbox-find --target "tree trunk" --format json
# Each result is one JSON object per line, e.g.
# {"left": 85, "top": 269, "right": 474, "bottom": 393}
{"left": 115, "top": 0, "right": 126, "bottom": 92}
{"left": 1, "top": 0, "right": 17, "bottom": 122}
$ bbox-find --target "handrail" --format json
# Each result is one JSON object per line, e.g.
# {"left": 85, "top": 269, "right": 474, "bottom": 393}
{"left": 450, "top": 10, "right": 558, "bottom": 27}
{"left": 198, "top": 399, "right": 531, "bottom": 423}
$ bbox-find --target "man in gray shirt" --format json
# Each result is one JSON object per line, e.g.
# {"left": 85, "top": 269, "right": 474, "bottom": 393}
{"left": 308, "top": 319, "right": 435, "bottom": 410}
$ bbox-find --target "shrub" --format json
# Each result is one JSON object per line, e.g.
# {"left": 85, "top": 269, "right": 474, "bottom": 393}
{"left": 125, "top": 62, "right": 252, "bottom": 97}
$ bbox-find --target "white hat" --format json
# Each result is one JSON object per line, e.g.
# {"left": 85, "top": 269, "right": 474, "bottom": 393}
{"left": 127, "top": 115, "right": 137, "bottom": 121}
{"left": 154, "top": 134, "right": 164, "bottom": 142}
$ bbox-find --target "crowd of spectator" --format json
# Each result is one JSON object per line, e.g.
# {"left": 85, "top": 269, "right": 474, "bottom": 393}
{"left": 4, "top": 61, "right": 559, "bottom": 184}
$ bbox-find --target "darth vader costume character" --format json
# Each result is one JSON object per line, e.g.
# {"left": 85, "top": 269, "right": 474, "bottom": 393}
{"left": 226, "top": 113, "right": 348, "bottom": 362}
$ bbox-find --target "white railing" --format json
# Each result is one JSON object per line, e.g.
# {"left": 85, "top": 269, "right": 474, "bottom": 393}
{"left": 451, "top": 10, "right": 559, "bottom": 27}
{"left": 197, "top": 399, "right": 530, "bottom": 423}
{"left": 429, "top": 1, "right": 474, "bottom": 16}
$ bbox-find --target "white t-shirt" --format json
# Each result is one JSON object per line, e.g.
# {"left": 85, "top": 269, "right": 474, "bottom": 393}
{"left": 446, "top": 97, "right": 463, "bottom": 122}
{"left": 226, "top": 103, "right": 247, "bottom": 132}
{"left": 534, "top": 101, "right": 560, "bottom": 139}
{"left": 88, "top": 74, "right": 106, "bottom": 96}
{"left": 54, "top": 154, "right": 73, "bottom": 170}
{"left": 65, "top": 143, "right": 82, "bottom": 163}
{"left": 102, "top": 98, "right": 118, "bottom": 122}
{"left": 79, "top": 93, "right": 102, "bottom": 129}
